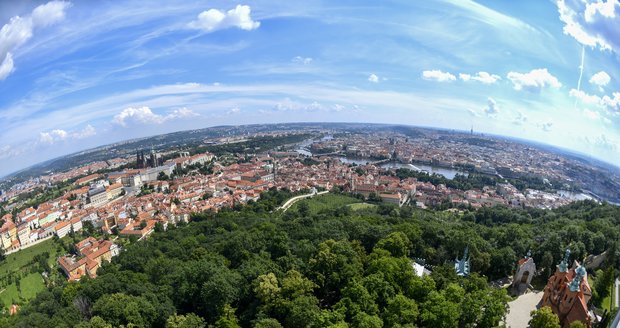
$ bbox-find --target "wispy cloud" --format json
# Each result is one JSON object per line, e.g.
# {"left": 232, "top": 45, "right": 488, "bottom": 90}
{"left": 513, "top": 111, "right": 528, "bottom": 125}
{"left": 541, "top": 122, "right": 553, "bottom": 132}
{"left": 466, "top": 108, "right": 481, "bottom": 117}
{"left": 292, "top": 56, "right": 313, "bottom": 65}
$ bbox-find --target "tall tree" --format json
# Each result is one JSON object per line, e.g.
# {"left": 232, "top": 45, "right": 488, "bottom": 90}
{"left": 529, "top": 307, "right": 560, "bottom": 328}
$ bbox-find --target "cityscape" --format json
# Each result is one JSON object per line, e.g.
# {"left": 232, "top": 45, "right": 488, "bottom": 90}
{"left": 0, "top": 0, "right": 619, "bottom": 327}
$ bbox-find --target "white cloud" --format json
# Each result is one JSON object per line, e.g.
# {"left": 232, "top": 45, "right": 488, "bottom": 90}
{"left": 541, "top": 122, "right": 553, "bottom": 132}
{"left": 601, "top": 92, "right": 620, "bottom": 112}
{"left": 513, "top": 112, "right": 528, "bottom": 125}
{"left": 569, "top": 88, "right": 601, "bottom": 105}
{"left": 73, "top": 124, "right": 96, "bottom": 139}
{"left": 583, "top": 108, "right": 601, "bottom": 120}
{"left": 270, "top": 98, "right": 353, "bottom": 113}
{"left": 466, "top": 108, "right": 480, "bottom": 117}
{"left": 227, "top": 107, "right": 240, "bottom": 115}
{"left": 557, "top": 0, "right": 620, "bottom": 53}
{"left": 113, "top": 106, "right": 199, "bottom": 127}
{"left": 368, "top": 73, "right": 379, "bottom": 83}
{"left": 292, "top": 56, "right": 313, "bottom": 65}
{"left": 589, "top": 71, "right": 611, "bottom": 89}
{"left": 188, "top": 4, "right": 260, "bottom": 33}
{"left": 31, "top": 1, "right": 71, "bottom": 28}
{"left": 570, "top": 89, "right": 620, "bottom": 112}
{"left": 459, "top": 73, "right": 471, "bottom": 81}
{"left": 0, "top": 1, "right": 71, "bottom": 80}
{"left": 506, "top": 68, "right": 562, "bottom": 92}
{"left": 585, "top": 134, "right": 618, "bottom": 151}
{"left": 37, "top": 124, "right": 95, "bottom": 146}
{"left": 167, "top": 107, "right": 199, "bottom": 119}
{"left": 0, "top": 53, "right": 14, "bottom": 80}
{"left": 422, "top": 70, "right": 456, "bottom": 82}
{"left": 0, "top": 145, "right": 23, "bottom": 160}
{"left": 484, "top": 97, "right": 499, "bottom": 117}
{"left": 39, "top": 129, "right": 68, "bottom": 144}
{"left": 113, "top": 107, "right": 165, "bottom": 126}
{"left": 459, "top": 71, "right": 501, "bottom": 84}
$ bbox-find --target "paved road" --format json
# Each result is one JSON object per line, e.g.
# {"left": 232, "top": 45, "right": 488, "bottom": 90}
{"left": 505, "top": 292, "right": 543, "bottom": 328}
{"left": 615, "top": 278, "right": 619, "bottom": 308}
{"left": 278, "top": 190, "right": 329, "bottom": 212}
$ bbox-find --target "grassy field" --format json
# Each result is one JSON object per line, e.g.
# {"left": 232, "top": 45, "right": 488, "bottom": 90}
{"left": 0, "top": 239, "right": 59, "bottom": 279}
{"left": 0, "top": 238, "right": 63, "bottom": 309}
{"left": 18, "top": 273, "right": 46, "bottom": 300}
{"left": 601, "top": 280, "right": 615, "bottom": 311}
{"left": 348, "top": 203, "right": 377, "bottom": 211}
{"left": 0, "top": 273, "right": 46, "bottom": 307}
{"left": 289, "top": 193, "right": 362, "bottom": 214}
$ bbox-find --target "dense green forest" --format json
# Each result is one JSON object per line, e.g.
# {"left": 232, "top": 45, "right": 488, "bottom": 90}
{"left": 2, "top": 190, "right": 619, "bottom": 327}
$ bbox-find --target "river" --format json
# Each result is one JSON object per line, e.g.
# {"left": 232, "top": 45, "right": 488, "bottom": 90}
{"left": 380, "top": 162, "right": 468, "bottom": 180}
{"left": 336, "top": 158, "right": 467, "bottom": 180}
{"left": 294, "top": 137, "right": 467, "bottom": 180}
{"left": 294, "top": 135, "right": 332, "bottom": 157}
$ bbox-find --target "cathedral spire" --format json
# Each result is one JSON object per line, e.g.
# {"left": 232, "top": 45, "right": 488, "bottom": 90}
{"left": 568, "top": 265, "right": 587, "bottom": 292}
{"left": 559, "top": 248, "right": 570, "bottom": 273}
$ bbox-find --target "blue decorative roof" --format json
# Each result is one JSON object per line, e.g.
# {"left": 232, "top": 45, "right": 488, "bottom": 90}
{"left": 558, "top": 249, "right": 570, "bottom": 273}
{"left": 455, "top": 247, "right": 470, "bottom": 277}
{"left": 569, "top": 265, "right": 586, "bottom": 292}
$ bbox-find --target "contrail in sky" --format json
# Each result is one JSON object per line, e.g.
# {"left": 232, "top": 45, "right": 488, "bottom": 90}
{"left": 576, "top": 46, "right": 585, "bottom": 92}
{"left": 574, "top": 46, "right": 585, "bottom": 108}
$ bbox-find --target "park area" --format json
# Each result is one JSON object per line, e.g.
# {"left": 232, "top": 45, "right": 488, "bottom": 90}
{"left": 288, "top": 193, "right": 370, "bottom": 214}
{"left": 0, "top": 239, "right": 61, "bottom": 309}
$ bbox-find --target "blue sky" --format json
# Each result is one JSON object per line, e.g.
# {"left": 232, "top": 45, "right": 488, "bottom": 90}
{"left": 0, "top": 0, "right": 619, "bottom": 177}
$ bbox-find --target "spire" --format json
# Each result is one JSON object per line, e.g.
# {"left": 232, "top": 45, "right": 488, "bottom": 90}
{"left": 455, "top": 246, "right": 470, "bottom": 277}
{"left": 569, "top": 265, "right": 586, "bottom": 292}
{"left": 559, "top": 249, "right": 570, "bottom": 273}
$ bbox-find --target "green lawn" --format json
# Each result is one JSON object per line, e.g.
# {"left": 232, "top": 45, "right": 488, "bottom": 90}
{"left": 347, "top": 203, "right": 377, "bottom": 211}
{"left": 0, "top": 284, "right": 19, "bottom": 308}
{"left": 601, "top": 281, "right": 615, "bottom": 311}
{"left": 290, "top": 193, "right": 361, "bottom": 214}
{"left": 19, "top": 273, "right": 45, "bottom": 300}
{"left": 0, "top": 238, "right": 64, "bottom": 309}
{"left": 0, "top": 272, "right": 45, "bottom": 307}
{"left": 0, "top": 238, "right": 59, "bottom": 280}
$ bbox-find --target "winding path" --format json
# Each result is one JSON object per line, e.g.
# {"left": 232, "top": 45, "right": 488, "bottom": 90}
{"left": 278, "top": 190, "right": 329, "bottom": 212}
{"left": 615, "top": 278, "right": 619, "bottom": 309}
